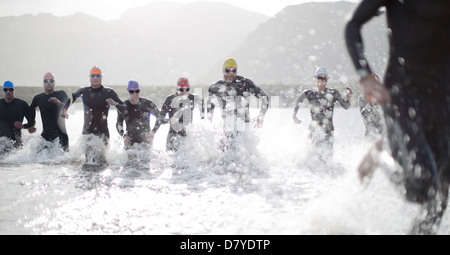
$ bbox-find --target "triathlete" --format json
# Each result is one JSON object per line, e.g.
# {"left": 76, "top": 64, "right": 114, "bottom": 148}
{"left": 358, "top": 74, "right": 385, "bottom": 138}
{"left": 28, "top": 72, "right": 71, "bottom": 151}
{"left": 293, "top": 67, "right": 352, "bottom": 154}
{"left": 113, "top": 80, "right": 160, "bottom": 150}
{"left": 345, "top": 0, "right": 450, "bottom": 234}
{"left": 0, "top": 81, "right": 36, "bottom": 151}
{"left": 69, "top": 66, "right": 124, "bottom": 163}
{"left": 207, "top": 58, "right": 269, "bottom": 151}
{"left": 159, "top": 77, "right": 204, "bottom": 152}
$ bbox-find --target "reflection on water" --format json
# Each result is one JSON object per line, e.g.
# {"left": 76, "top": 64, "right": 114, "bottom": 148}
{"left": 0, "top": 108, "right": 448, "bottom": 234}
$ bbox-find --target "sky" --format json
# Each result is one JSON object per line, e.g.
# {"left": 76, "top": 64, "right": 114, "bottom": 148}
{"left": 0, "top": 0, "right": 358, "bottom": 20}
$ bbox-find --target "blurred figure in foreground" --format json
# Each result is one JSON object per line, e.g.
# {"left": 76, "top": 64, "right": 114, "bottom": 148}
{"left": 346, "top": 0, "right": 450, "bottom": 234}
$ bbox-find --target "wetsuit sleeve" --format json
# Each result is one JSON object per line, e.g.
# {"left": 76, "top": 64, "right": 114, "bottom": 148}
{"left": 149, "top": 101, "right": 162, "bottom": 133}
{"left": 345, "top": 0, "right": 387, "bottom": 78}
{"left": 109, "top": 90, "right": 126, "bottom": 113}
{"left": 206, "top": 85, "right": 216, "bottom": 120}
{"left": 116, "top": 109, "right": 125, "bottom": 137}
{"left": 248, "top": 80, "right": 270, "bottom": 117}
{"left": 21, "top": 101, "right": 34, "bottom": 128}
{"left": 293, "top": 91, "right": 307, "bottom": 114}
{"left": 194, "top": 95, "right": 205, "bottom": 120}
{"left": 154, "top": 97, "right": 170, "bottom": 131}
{"left": 27, "top": 95, "right": 38, "bottom": 128}
{"left": 57, "top": 91, "right": 70, "bottom": 111}
{"left": 334, "top": 90, "right": 351, "bottom": 110}
{"left": 70, "top": 87, "right": 85, "bottom": 106}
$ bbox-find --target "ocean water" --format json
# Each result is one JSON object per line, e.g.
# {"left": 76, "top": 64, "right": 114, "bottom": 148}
{"left": 0, "top": 106, "right": 449, "bottom": 235}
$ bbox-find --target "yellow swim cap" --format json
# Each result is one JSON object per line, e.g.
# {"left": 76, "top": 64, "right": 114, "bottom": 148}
{"left": 223, "top": 58, "right": 237, "bottom": 69}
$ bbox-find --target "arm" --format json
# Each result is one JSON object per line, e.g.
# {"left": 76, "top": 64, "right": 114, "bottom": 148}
{"left": 26, "top": 96, "right": 38, "bottom": 128}
{"left": 293, "top": 92, "right": 306, "bottom": 124}
{"left": 116, "top": 110, "right": 125, "bottom": 137}
{"left": 206, "top": 87, "right": 216, "bottom": 121}
{"left": 194, "top": 95, "right": 205, "bottom": 120}
{"left": 106, "top": 90, "right": 126, "bottom": 113}
{"left": 149, "top": 101, "right": 161, "bottom": 133}
{"left": 335, "top": 90, "right": 351, "bottom": 110}
{"left": 16, "top": 101, "right": 36, "bottom": 133}
{"left": 345, "top": 0, "right": 391, "bottom": 104}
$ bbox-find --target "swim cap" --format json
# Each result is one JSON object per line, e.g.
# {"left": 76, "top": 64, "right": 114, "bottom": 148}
{"left": 3, "top": 81, "right": 14, "bottom": 88}
{"left": 177, "top": 77, "right": 190, "bottom": 88}
{"left": 90, "top": 66, "right": 102, "bottom": 75}
{"left": 127, "top": 80, "right": 140, "bottom": 90}
{"left": 315, "top": 67, "right": 328, "bottom": 76}
{"left": 223, "top": 58, "right": 237, "bottom": 69}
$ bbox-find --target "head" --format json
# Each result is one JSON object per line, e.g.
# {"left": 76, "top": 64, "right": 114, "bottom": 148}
{"left": 3, "top": 81, "right": 15, "bottom": 102}
{"left": 89, "top": 66, "right": 102, "bottom": 88}
{"left": 177, "top": 77, "right": 190, "bottom": 96}
{"left": 127, "top": 80, "right": 140, "bottom": 100}
{"left": 314, "top": 67, "right": 329, "bottom": 92}
{"left": 43, "top": 72, "right": 55, "bottom": 94}
{"left": 222, "top": 57, "right": 238, "bottom": 83}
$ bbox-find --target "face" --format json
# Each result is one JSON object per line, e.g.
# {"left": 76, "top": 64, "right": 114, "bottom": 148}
{"left": 315, "top": 74, "right": 328, "bottom": 92}
{"left": 177, "top": 86, "right": 190, "bottom": 96}
{"left": 90, "top": 74, "right": 102, "bottom": 88}
{"left": 3, "top": 87, "right": 15, "bottom": 101}
{"left": 43, "top": 73, "right": 55, "bottom": 92}
{"left": 128, "top": 89, "right": 140, "bottom": 100}
{"left": 223, "top": 67, "right": 237, "bottom": 83}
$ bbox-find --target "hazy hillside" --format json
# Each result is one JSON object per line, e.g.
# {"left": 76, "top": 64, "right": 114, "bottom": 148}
{"left": 0, "top": 1, "right": 388, "bottom": 87}
{"left": 0, "top": 1, "right": 269, "bottom": 86}
{"left": 223, "top": 1, "right": 388, "bottom": 85}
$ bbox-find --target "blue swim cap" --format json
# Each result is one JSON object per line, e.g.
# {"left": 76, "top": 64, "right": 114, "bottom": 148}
{"left": 3, "top": 81, "right": 14, "bottom": 88}
{"left": 127, "top": 80, "right": 139, "bottom": 90}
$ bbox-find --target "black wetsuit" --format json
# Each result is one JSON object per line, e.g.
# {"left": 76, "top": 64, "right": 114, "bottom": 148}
{"left": 160, "top": 93, "right": 204, "bottom": 151}
{"left": 346, "top": 0, "right": 450, "bottom": 234}
{"left": 29, "top": 91, "right": 70, "bottom": 151}
{"left": 207, "top": 76, "right": 269, "bottom": 150}
{"left": 71, "top": 85, "right": 124, "bottom": 144}
{"left": 358, "top": 96, "right": 385, "bottom": 137}
{"left": 116, "top": 98, "right": 160, "bottom": 148}
{"left": 294, "top": 88, "right": 351, "bottom": 149}
{"left": 207, "top": 76, "right": 269, "bottom": 126}
{"left": 0, "top": 98, "right": 33, "bottom": 149}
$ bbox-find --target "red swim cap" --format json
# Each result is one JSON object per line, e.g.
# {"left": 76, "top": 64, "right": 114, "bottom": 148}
{"left": 177, "top": 77, "right": 189, "bottom": 88}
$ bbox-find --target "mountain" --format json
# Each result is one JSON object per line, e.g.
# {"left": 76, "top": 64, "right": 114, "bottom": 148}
{"left": 0, "top": 1, "right": 269, "bottom": 86}
{"left": 0, "top": 1, "right": 388, "bottom": 87}
{"left": 222, "top": 1, "right": 389, "bottom": 85}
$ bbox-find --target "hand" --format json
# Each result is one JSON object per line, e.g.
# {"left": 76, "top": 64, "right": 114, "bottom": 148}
{"left": 252, "top": 115, "right": 264, "bottom": 128}
{"left": 60, "top": 109, "right": 69, "bottom": 119}
{"left": 14, "top": 121, "right": 24, "bottom": 129}
{"left": 28, "top": 126, "right": 37, "bottom": 133}
{"left": 360, "top": 74, "right": 391, "bottom": 105}
{"left": 123, "top": 134, "right": 131, "bottom": 147}
{"left": 345, "top": 87, "right": 353, "bottom": 101}
{"left": 106, "top": 98, "right": 117, "bottom": 106}
{"left": 60, "top": 112, "right": 69, "bottom": 119}
{"left": 293, "top": 114, "right": 302, "bottom": 125}
{"left": 48, "top": 97, "right": 61, "bottom": 105}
